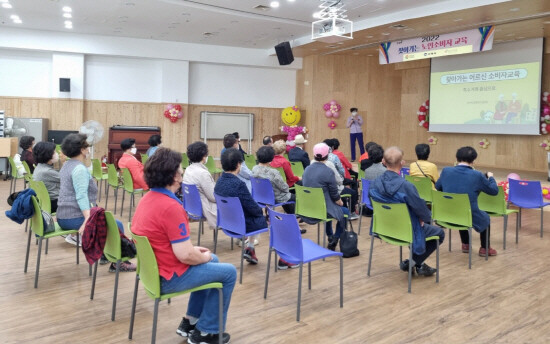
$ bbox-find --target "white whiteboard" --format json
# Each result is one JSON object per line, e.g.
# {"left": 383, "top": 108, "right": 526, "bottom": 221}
{"left": 200, "top": 112, "right": 254, "bottom": 141}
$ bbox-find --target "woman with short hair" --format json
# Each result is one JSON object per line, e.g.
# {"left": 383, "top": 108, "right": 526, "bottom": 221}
{"left": 270, "top": 140, "right": 300, "bottom": 188}
{"left": 32, "top": 141, "right": 60, "bottom": 213}
{"left": 146, "top": 134, "right": 162, "bottom": 157}
{"left": 182, "top": 141, "right": 217, "bottom": 229}
{"left": 132, "top": 147, "right": 236, "bottom": 344}
{"left": 118, "top": 137, "right": 149, "bottom": 190}
{"left": 19, "top": 135, "right": 36, "bottom": 173}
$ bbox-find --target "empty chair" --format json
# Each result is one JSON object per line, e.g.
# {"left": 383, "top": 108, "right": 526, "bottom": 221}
{"left": 264, "top": 209, "right": 343, "bottom": 321}
{"left": 478, "top": 186, "right": 519, "bottom": 249}
{"left": 508, "top": 179, "right": 550, "bottom": 238}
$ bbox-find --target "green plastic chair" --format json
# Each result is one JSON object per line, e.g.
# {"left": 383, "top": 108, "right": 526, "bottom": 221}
{"left": 140, "top": 153, "right": 148, "bottom": 165}
{"left": 91, "top": 158, "right": 108, "bottom": 202}
{"left": 25, "top": 196, "right": 80, "bottom": 288}
{"left": 181, "top": 152, "right": 190, "bottom": 169}
{"left": 8, "top": 157, "right": 25, "bottom": 193}
{"left": 21, "top": 161, "right": 33, "bottom": 190}
{"left": 405, "top": 175, "right": 433, "bottom": 204}
{"left": 120, "top": 168, "right": 145, "bottom": 222}
{"left": 478, "top": 186, "right": 519, "bottom": 249}
{"left": 29, "top": 180, "right": 56, "bottom": 253}
{"left": 90, "top": 211, "right": 134, "bottom": 321}
{"left": 55, "top": 144, "right": 62, "bottom": 169}
{"left": 367, "top": 201, "right": 440, "bottom": 293}
{"left": 205, "top": 156, "right": 222, "bottom": 175}
{"left": 128, "top": 233, "right": 223, "bottom": 344}
{"left": 244, "top": 154, "right": 256, "bottom": 170}
{"left": 295, "top": 185, "right": 334, "bottom": 247}
{"left": 105, "top": 164, "right": 121, "bottom": 214}
{"left": 275, "top": 166, "right": 287, "bottom": 183}
{"left": 290, "top": 162, "right": 304, "bottom": 178}
{"left": 432, "top": 190, "right": 487, "bottom": 269}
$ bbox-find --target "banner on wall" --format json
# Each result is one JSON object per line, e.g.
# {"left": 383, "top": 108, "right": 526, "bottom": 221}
{"left": 379, "top": 26, "right": 495, "bottom": 65}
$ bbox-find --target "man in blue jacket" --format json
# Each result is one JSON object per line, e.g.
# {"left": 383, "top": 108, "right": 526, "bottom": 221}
{"left": 370, "top": 146, "right": 445, "bottom": 276}
{"left": 435, "top": 146, "right": 499, "bottom": 257}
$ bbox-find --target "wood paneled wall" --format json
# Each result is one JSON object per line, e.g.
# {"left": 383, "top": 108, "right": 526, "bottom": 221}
{"left": 0, "top": 97, "right": 283, "bottom": 164}
{"left": 296, "top": 54, "right": 550, "bottom": 173}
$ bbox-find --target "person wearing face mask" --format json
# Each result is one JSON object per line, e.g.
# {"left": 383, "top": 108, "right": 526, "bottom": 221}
{"left": 182, "top": 141, "right": 217, "bottom": 230}
{"left": 57, "top": 133, "right": 97, "bottom": 246}
{"left": 118, "top": 138, "right": 149, "bottom": 191}
{"left": 32, "top": 141, "right": 61, "bottom": 213}
{"left": 346, "top": 107, "right": 365, "bottom": 162}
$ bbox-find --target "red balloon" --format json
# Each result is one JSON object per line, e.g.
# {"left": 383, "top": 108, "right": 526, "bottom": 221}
{"left": 174, "top": 104, "right": 182, "bottom": 111}
{"left": 423, "top": 122, "right": 429, "bottom": 129}
{"left": 419, "top": 106, "right": 427, "bottom": 112}
{"left": 164, "top": 110, "right": 170, "bottom": 118}
{"left": 418, "top": 114, "right": 426, "bottom": 121}
{"left": 425, "top": 100, "right": 430, "bottom": 106}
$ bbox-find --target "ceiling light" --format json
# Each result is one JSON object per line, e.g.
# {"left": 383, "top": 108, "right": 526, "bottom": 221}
{"left": 65, "top": 20, "right": 72, "bottom": 25}
{"left": 62, "top": 6, "right": 72, "bottom": 12}
{"left": 0, "top": 0, "right": 9, "bottom": 3}
{"left": 63, "top": 13, "right": 72, "bottom": 18}
{"left": 10, "top": 14, "right": 19, "bottom": 20}
{"left": 65, "top": 25, "right": 73, "bottom": 29}
{"left": 13, "top": 19, "right": 22, "bottom": 24}
{"left": 2, "top": 3, "right": 12, "bottom": 8}
{"left": 287, "top": 0, "right": 295, "bottom": 2}
{"left": 270, "top": 1, "right": 279, "bottom": 8}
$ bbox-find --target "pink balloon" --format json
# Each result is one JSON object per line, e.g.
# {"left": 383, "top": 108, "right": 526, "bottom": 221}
{"left": 507, "top": 173, "right": 521, "bottom": 181}
{"left": 333, "top": 112, "right": 340, "bottom": 118}
{"left": 177, "top": 112, "right": 183, "bottom": 118}
{"left": 330, "top": 100, "right": 336, "bottom": 105}
{"left": 325, "top": 110, "right": 333, "bottom": 117}
{"left": 166, "top": 104, "right": 174, "bottom": 110}
{"left": 544, "top": 105, "right": 550, "bottom": 116}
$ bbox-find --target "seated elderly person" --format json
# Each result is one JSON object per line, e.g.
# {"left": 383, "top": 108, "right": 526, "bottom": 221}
{"left": 288, "top": 134, "right": 310, "bottom": 169}
{"left": 118, "top": 138, "right": 149, "bottom": 190}
{"left": 360, "top": 141, "right": 378, "bottom": 171}
{"left": 435, "top": 146, "right": 499, "bottom": 257}
{"left": 32, "top": 141, "right": 61, "bottom": 213}
{"left": 302, "top": 143, "right": 350, "bottom": 251}
{"left": 369, "top": 146, "right": 445, "bottom": 276}
{"left": 252, "top": 146, "right": 295, "bottom": 214}
{"left": 221, "top": 134, "right": 252, "bottom": 192}
{"left": 364, "top": 144, "right": 386, "bottom": 181}
{"left": 183, "top": 141, "right": 217, "bottom": 230}
{"left": 215, "top": 148, "right": 267, "bottom": 265}
{"left": 19, "top": 135, "right": 36, "bottom": 173}
{"left": 146, "top": 134, "right": 162, "bottom": 157}
{"left": 270, "top": 140, "right": 301, "bottom": 188}
{"left": 132, "top": 148, "right": 236, "bottom": 344}
{"left": 409, "top": 143, "right": 439, "bottom": 187}
{"left": 262, "top": 136, "right": 273, "bottom": 146}
{"left": 323, "top": 139, "right": 346, "bottom": 179}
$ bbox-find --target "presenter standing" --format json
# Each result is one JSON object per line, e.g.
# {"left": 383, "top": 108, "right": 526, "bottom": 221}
{"left": 346, "top": 107, "right": 365, "bottom": 162}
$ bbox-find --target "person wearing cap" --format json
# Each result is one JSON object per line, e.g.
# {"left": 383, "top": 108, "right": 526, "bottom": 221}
{"left": 288, "top": 134, "right": 310, "bottom": 169}
{"left": 302, "top": 143, "right": 350, "bottom": 251}
{"left": 346, "top": 107, "right": 365, "bottom": 162}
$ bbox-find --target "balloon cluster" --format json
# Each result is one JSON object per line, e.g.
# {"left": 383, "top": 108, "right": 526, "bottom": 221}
{"left": 164, "top": 104, "right": 183, "bottom": 123}
{"left": 323, "top": 100, "right": 341, "bottom": 118}
{"left": 543, "top": 187, "right": 550, "bottom": 200}
{"left": 417, "top": 100, "right": 429, "bottom": 129}
{"left": 479, "top": 138, "right": 490, "bottom": 149}
{"left": 328, "top": 120, "right": 337, "bottom": 130}
{"left": 540, "top": 92, "right": 550, "bottom": 134}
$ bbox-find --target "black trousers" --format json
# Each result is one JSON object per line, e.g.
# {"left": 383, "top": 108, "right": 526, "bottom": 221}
{"left": 341, "top": 187, "right": 358, "bottom": 214}
{"left": 459, "top": 225, "right": 490, "bottom": 249}
{"left": 281, "top": 193, "right": 296, "bottom": 214}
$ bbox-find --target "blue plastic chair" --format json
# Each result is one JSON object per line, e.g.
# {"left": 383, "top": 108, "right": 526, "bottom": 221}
{"left": 358, "top": 178, "right": 373, "bottom": 235}
{"left": 214, "top": 194, "right": 269, "bottom": 284}
{"left": 250, "top": 177, "right": 295, "bottom": 209}
{"left": 264, "top": 209, "right": 343, "bottom": 321}
{"left": 400, "top": 167, "right": 410, "bottom": 177}
{"left": 182, "top": 183, "right": 207, "bottom": 246}
{"left": 508, "top": 179, "right": 550, "bottom": 237}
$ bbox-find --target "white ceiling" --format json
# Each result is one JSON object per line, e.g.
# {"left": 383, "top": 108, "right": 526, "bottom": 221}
{"left": 0, "top": 0, "right": 506, "bottom": 49}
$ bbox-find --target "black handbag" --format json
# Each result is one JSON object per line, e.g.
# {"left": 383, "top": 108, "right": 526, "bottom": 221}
{"left": 339, "top": 224, "right": 360, "bottom": 258}
{"left": 42, "top": 210, "right": 56, "bottom": 234}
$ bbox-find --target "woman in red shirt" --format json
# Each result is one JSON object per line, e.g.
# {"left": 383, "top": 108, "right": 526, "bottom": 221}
{"left": 117, "top": 138, "right": 149, "bottom": 190}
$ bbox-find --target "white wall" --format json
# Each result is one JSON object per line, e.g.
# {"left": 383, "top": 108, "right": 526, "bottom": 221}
{"left": 52, "top": 53, "right": 84, "bottom": 99}
{"left": 0, "top": 49, "right": 52, "bottom": 98}
{"left": 189, "top": 63, "right": 296, "bottom": 108}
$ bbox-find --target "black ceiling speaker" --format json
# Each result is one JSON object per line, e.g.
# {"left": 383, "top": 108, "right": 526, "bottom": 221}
{"left": 274, "top": 41, "right": 294, "bottom": 66}
{"left": 59, "top": 78, "right": 71, "bottom": 92}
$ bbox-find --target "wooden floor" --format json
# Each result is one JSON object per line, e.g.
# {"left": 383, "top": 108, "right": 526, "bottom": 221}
{"left": 2, "top": 176, "right": 550, "bottom": 344}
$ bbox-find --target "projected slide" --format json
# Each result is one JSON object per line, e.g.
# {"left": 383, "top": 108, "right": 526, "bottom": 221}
{"left": 429, "top": 38, "right": 542, "bottom": 135}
